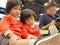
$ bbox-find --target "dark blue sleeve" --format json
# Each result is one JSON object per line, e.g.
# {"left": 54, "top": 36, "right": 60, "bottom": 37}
{"left": 39, "top": 15, "right": 46, "bottom": 29}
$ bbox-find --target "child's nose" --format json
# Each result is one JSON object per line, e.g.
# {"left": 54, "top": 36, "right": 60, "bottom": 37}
{"left": 30, "top": 20, "right": 32, "bottom": 23}
{"left": 17, "top": 10, "right": 21, "bottom": 13}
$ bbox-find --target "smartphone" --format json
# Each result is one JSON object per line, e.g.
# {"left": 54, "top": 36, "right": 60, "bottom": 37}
{"left": 56, "top": 17, "right": 60, "bottom": 22}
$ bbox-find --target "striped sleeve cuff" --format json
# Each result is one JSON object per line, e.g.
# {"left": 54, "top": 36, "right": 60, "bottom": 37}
{"left": 4, "top": 30, "right": 12, "bottom": 36}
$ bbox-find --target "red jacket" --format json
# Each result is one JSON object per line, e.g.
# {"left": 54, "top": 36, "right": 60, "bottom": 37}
{"left": 0, "top": 14, "right": 23, "bottom": 37}
{"left": 21, "top": 24, "right": 40, "bottom": 38}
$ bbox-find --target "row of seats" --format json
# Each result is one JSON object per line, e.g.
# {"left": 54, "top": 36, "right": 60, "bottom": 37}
{"left": 0, "top": 7, "right": 6, "bottom": 20}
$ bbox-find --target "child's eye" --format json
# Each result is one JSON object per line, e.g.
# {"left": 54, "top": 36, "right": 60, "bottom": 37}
{"left": 31, "top": 18, "right": 33, "bottom": 20}
{"left": 14, "top": 7, "right": 21, "bottom": 10}
{"left": 14, "top": 8, "right": 17, "bottom": 10}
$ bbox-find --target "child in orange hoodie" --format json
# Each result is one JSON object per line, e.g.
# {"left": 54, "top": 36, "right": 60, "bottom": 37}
{"left": 0, "top": 0, "right": 23, "bottom": 38}
{"left": 20, "top": 9, "right": 40, "bottom": 39}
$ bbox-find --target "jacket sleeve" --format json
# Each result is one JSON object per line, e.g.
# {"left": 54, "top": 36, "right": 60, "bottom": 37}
{"left": 21, "top": 27, "right": 29, "bottom": 39}
{"left": 39, "top": 15, "right": 46, "bottom": 29}
{"left": 0, "top": 16, "right": 10, "bottom": 35}
{"left": 28, "top": 25, "right": 40, "bottom": 37}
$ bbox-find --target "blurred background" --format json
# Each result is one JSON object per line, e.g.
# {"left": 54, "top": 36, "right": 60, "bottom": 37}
{"left": 0, "top": 0, "right": 60, "bottom": 21}
{"left": 20, "top": 0, "right": 60, "bottom": 21}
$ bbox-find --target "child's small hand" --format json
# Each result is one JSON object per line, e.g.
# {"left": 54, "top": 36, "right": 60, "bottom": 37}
{"left": 8, "top": 32, "right": 20, "bottom": 40}
{"left": 8, "top": 33, "right": 20, "bottom": 45}
{"left": 50, "top": 20, "right": 55, "bottom": 25}
{"left": 11, "top": 34, "right": 20, "bottom": 40}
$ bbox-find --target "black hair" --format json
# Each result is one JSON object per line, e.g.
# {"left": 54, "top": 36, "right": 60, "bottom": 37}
{"left": 45, "top": 2, "right": 57, "bottom": 10}
{"left": 6, "top": 0, "right": 22, "bottom": 14}
{"left": 20, "top": 9, "right": 36, "bottom": 24}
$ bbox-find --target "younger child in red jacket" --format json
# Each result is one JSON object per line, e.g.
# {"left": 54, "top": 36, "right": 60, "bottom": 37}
{"left": 20, "top": 9, "right": 40, "bottom": 39}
